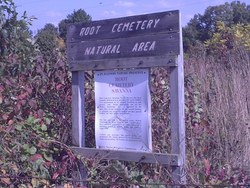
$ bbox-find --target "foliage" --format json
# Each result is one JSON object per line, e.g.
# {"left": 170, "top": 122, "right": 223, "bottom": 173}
{"left": 183, "top": 0, "right": 250, "bottom": 52}
{"left": 205, "top": 22, "right": 250, "bottom": 56}
{"left": 0, "top": 52, "right": 81, "bottom": 187}
{"left": 58, "top": 9, "right": 92, "bottom": 41}
{"left": 0, "top": 0, "right": 36, "bottom": 74}
{"left": 184, "top": 44, "right": 250, "bottom": 186}
{"left": 0, "top": 1, "right": 76, "bottom": 186}
{"left": 35, "top": 23, "right": 61, "bottom": 59}
{"left": 0, "top": 47, "right": 75, "bottom": 186}
{"left": 1, "top": 0, "right": 250, "bottom": 186}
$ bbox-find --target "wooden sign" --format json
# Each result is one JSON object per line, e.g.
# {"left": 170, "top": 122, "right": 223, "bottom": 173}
{"left": 68, "top": 10, "right": 186, "bottom": 184}
{"left": 67, "top": 10, "right": 180, "bottom": 71}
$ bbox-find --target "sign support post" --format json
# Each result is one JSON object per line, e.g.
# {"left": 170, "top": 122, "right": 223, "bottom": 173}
{"left": 72, "top": 71, "right": 85, "bottom": 147}
{"left": 67, "top": 10, "right": 186, "bottom": 185}
{"left": 170, "top": 14, "right": 186, "bottom": 184}
{"left": 72, "top": 71, "right": 88, "bottom": 185}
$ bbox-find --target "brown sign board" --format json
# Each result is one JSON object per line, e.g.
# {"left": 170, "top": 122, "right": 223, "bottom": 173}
{"left": 69, "top": 10, "right": 186, "bottom": 184}
{"left": 67, "top": 10, "right": 180, "bottom": 71}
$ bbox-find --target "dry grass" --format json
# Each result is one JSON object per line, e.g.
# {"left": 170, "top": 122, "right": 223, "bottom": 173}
{"left": 185, "top": 46, "right": 250, "bottom": 176}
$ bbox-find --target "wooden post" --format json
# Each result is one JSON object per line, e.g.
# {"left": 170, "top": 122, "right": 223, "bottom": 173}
{"left": 170, "top": 12, "right": 186, "bottom": 184}
{"left": 72, "top": 71, "right": 85, "bottom": 147}
{"left": 68, "top": 10, "right": 186, "bottom": 185}
{"left": 72, "top": 71, "right": 88, "bottom": 185}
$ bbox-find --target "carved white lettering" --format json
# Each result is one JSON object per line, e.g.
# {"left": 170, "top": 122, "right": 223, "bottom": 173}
{"left": 105, "top": 45, "right": 112, "bottom": 54}
{"left": 136, "top": 20, "right": 142, "bottom": 30}
{"left": 141, "top": 20, "right": 148, "bottom": 30}
{"left": 112, "top": 24, "right": 118, "bottom": 33}
{"left": 79, "top": 25, "right": 101, "bottom": 36}
{"left": 129, "top": 22, "right": 135, "bottom": 31}
{"left": 154, "top": 19, "right": 160, "bottom": 28}
{"left": 89, "top": 27, "right": 95, "bottom": 35}
{"left": 132, "top": 43, "right": 138, "bottom": 52}
{"left": 144, "top": 41, "right": 150, "bottom": 51}
{"left": 96, "top": 46, "right": 102, "bottom": 54}
{"left": 84, "top": 44, "right": 121, "bottom": 56}
{"left": 132, "top": 41, "right": 156, "bottom": 52}
{"left": 101, "top": 46, "right": 107, "bottom": 54}
{"left": 90, "top": 47, "right": 95, "bottom": 55}
{"left": 122, "top": 23, "right": 130, "bottom": 31}
{"left": 111, "top": 19, "right": 161, "bottom": 33}
{"left": 111, "top": 45, "right": 121, "bottom": 53}
{"left": 84, "top": 47, "right": 91, "bottom": 55}
{"left": 138, "top": 42, "right": 144, "bottom": 51}
{"left": 117, "top": 23, "right": 123, "bottom": 32}
{"left": 149, "top": 41, "right": 156, "bottom": 51}
{"left": 146, "top": 20, "right": 154, "bottom": 29}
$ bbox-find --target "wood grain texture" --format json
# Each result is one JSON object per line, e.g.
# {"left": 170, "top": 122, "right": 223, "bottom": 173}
{"left": 72, "top": 72, "right": 85, "bottom": 147}
{"left": 69, "top": 55, "right": 177, "bottom": 71}
{"left": 69, "top": 10, "right": 186, "bottom": 185}
{"left": 66, "top": 10, "right": 180, "bottom": 70}
{"left": 170, "top": 14, "right": 186, "bottom": 184}
{"left": 72, "top": 147, "right": 180, "bottom": 166}
{"left": 67, "top": 10, "right": 179, "bottom": 42}
{"left": 67, "top": 33, "right": 179, "bottom": 62}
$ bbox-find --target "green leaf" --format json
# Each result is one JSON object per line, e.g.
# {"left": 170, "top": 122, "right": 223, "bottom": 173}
{"left": 33, "top": 118, "right": 41, "bottom": 124}
{"left": 15, "top": 124, "right": 22, "bottom": 131}
{"left": 29, "top": 146, "right": 37, "bottom": 155}
{"left": 43, "top": 153, "right": 53, "bottom": 162}
{"left": 20, "top": 155, "right": 28, "bottom": 162}
{"left": 44, "top": 117, "right": 51, "bottom": 125}
{"left": 23, "top": 144, "right": 29, "bottom": 151}
{"left": 41, "top": 124, "right": 47, "bottom": 131}
{"left": 27, "top": 116, "right": 35, "bottom": 124}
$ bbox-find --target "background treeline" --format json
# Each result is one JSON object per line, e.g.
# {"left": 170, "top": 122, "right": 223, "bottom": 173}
{"left": 0, "top": 0, "right": 250, "bottom": 187}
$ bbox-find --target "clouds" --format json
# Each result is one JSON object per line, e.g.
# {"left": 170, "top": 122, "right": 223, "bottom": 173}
{"left": 45, "top": 11, "right": 63, "bottom": 19}
{"left": 102, "top": 0, "right": 136, "bottom": 18}
{"left": 44, "top": 11, "right": 64, "bottom": 27}
{"left": 157, "top": 0, "right": 171, "bottom": 8}
{"left": 103, "top": 10, "right": 119, "bottom": 18}
{"left": 115, "top": 1, "right": 136, "bottom": 8}
{"left": 15, "top": 0, "right": 231, "bottom": 32}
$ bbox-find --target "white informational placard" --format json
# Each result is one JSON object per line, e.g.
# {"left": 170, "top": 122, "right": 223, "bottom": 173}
{"left": 94, "top": 69, "right": 152, "bottom": 152}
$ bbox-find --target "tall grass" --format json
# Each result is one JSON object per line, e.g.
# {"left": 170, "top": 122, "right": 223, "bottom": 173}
{"left": 185, "top": 45, "right": 250, "bottom": 183}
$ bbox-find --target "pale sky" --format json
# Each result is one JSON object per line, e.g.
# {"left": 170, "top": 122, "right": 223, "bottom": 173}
{"left": 14, "top": 0, "right": 245, "bottom": 34}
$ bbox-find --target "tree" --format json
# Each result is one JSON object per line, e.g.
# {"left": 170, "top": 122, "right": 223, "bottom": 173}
{"left": 182, "top": 14, "right": 202, "bottom": 52}
{"left": 183, "top": 1, "right": 250, "bottom": 53}
{"left": 0, "top": 0, "right": 36, "bottom": 76}
{"left": 35, "top": 23, "right": 59, "bottom": 58}
{"left": 205, "top": 22, "right": 250, "bottom": 56}
{"left": 231, "top": 1, "right": 250, "bottom": 24}
{"left": 58, "top": 9, "right": 92, "bottom": 40}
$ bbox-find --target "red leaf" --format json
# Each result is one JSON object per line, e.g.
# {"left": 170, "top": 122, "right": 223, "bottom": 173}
{"left": 8, "top": 120, "right": 14, "bottom": 126}
{"left": 20, "top": 99, "right": 26, "bottom": 105}
{"left": 30, "top": 154, "right": 43, "bottom": 162}
{"left": 0, "top": 93, "right": 3, "bottom": 104}
{"left": 16, "top": 103, "right": 21, "bottom": 111}
{"left": 44, "top": 161, "right": 52, "bottom": 168}
{"left": 28, "top": 99, "right": 37, "bottom": 109}
{"left": 56, "top": 84, "right": 63, "bottom": 91}
{"left": 204, "top": 159, "right": 210, "bottom": 176}
{"left": 2, "top": 114, "right": 9, "bottom": 120}
{"left": 52, "top": 172, "right": 60, "bottom": 180}
{"left": 37, "top": 109, "right": 44, "bottom": 118}
{"left": 26, "top": 87, "right": 33, "bottom": 94}
{"left": 0, "top": 85, "right": 4, "bottom": 92}
{"left": 18, "top": 93, "right": 27, "bottom": 100}
{"left": 4, "top": 79, "right": 13, "bottom": 86}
